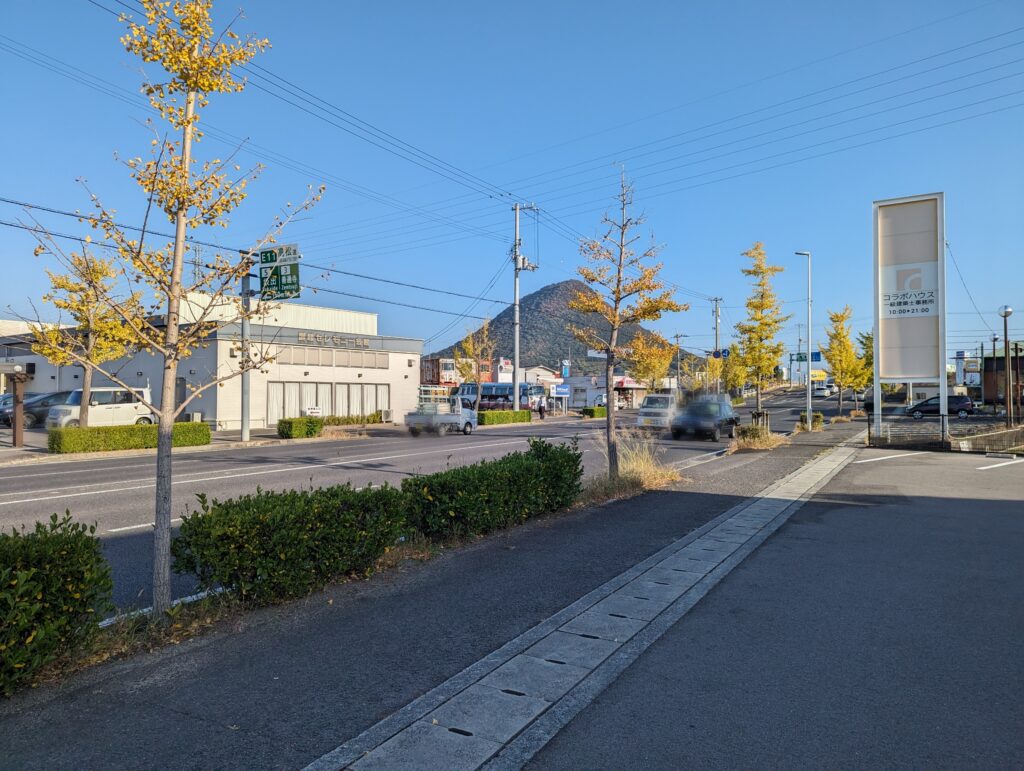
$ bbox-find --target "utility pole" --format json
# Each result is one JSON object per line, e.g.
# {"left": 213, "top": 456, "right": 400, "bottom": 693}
{"left": 238, "top": 250, "right": 257, "bottom": 442}
{"left": 796, "top": 323, "right": 803, "bottom": 386}
{"left": 979, "top": 342, "right": 985, "bottom": 408}
{"left": 671, "top": 333, "right": 685, "bottom": 393}
{"left": 512, "top": 202, "right": 538, "bottom": 412}
{"left": 992, "top": 334, "right": 999, "bottom": 414}
{"left": 712, "top": 298, "right": 722, "bottom": 394}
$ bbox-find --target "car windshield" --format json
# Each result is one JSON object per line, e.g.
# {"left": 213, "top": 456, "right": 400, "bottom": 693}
{"left": 688, "top": 402, "right": 720, "bottom": 417}
{"left": 66, "top": 391, "right": 83, "bottom": 406}
{"left": 642, "top": 396, "right": 672, "bottom": 409}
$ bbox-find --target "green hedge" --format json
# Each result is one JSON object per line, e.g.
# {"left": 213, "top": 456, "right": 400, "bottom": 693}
{"left": 478, "top": 410, "right": 532, "bottom": 425}
{"left": 171, "top": 439, "right": 583, "bottom": 604}
{"left": 1, "top": 514, "right": 113, "bottom": 696}
{"left": 323, "top": 411, "right": 383, "bottom": 426}
{"left": 172, "top": 485, "right": 405, "bottom": 604}
{"left": 402, "top": 438, "right": 582, "bottom": 540}
{"left": 581, "top": 406, "right": 607, "bottom": 418}
{"left": 48, "top": 422, "right": 211, "bottom": 454}
{"left": 731, "top": 396, "right": 745, "bottom": 406}
{"left": 277, "top": 417, "right": 324, "bottom": 438}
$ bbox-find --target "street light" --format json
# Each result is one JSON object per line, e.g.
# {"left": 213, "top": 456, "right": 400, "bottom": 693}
{"left": 998, "top": 305, "right": 1013, "bottom": 427}
{"left": 795, "top": 251, "right": 812, "bottom": 429}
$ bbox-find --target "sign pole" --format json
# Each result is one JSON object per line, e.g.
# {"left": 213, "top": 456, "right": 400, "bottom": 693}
{"left": 240, "top": 268, "right": 251, "bottom": 442}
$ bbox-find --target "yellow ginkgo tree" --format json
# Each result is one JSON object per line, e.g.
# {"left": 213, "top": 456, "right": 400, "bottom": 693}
{"left": 454, "top": 320, "right": 497, "bottom": 413}
{"left": 31, "top": 251, "right": 141, "bottom": 428}
{"left": 629, "top": 331, "right": 676, "bottom": 390}
{"left": 28, "top": 0, "right": 322, "bottom": 618}
{"left": 569, "top": 176, "right": 685, "bottom": 478}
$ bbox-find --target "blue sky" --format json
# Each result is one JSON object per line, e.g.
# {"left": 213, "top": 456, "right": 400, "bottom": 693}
{"left": 2, "top": 0, "right": 1022, "bottom": 363}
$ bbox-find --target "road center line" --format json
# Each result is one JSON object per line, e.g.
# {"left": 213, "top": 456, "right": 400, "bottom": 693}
{"left": 976, "top": 457, "right": 1024, "bottom": 470}
{"left": 853, "top": 452, "right": 924, "bottom": 464}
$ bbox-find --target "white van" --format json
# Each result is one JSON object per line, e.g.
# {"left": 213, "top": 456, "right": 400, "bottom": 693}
{"left": 46, "top": 387, "right": 154, "bottom": 428}
{"left": 636, "top": 393, "right": 677, "bottom": 429}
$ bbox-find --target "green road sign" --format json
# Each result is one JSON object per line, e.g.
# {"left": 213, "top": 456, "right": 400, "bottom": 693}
{"left": 256, "top": 243, "right": 301, "bottom": 299}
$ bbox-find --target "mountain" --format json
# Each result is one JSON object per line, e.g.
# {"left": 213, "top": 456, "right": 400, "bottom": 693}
{"left": 428, "top": 279, "right": 698, "bottom": 375}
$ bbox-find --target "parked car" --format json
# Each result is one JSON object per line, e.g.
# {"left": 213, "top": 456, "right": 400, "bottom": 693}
{"left": 813, "top": 385, "right": 831, "bottom": 398}
{"left": 671, "top": 400, "right": 739, "bottom": 441}
{"left": 636, "top": 394, "right": 677, "bottom": 430}
{"left": 825, "top": 378, "right": 839, "bottom": 394}
{"left": 0, "top": 391, "right": 73, "bottom": 428}
{"left": 906, "top": 395, "right": 975, "bottom": 420}
{"left": 46, "top": 387, "right": 154, "bottom": 428}
{"left": 0, "top": 392, "right": 41, "bottom": 411}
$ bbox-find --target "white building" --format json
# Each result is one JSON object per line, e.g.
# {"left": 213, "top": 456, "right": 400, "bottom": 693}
{"left": 0, "top": 300, "right": 423, "bottom": 429}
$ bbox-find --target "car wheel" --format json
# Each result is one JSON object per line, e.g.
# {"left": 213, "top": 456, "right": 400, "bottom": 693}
{"left": 957, "top": 409, "right": 968, "bottom": 419}
{"left": 409, "top": 427, "right": 420, "bottom": 437}
{"left": 67, "top": 420, "right": 80, "bottom": 428}
{"left": 912, "top": 410, "right": 923, "bottom": 420}
{"left": 23, "top": 414, "right": 37, "bottom": 429}
{"left": 711, "top": 426, "right": 721, "bottom": 442}
{"left": 728, "top": 424, "right": 736, "bottom": 439}
{"left": 463, "top": 422, "right": 472, "bottom": 435}
{"left": 135, "top": 417, "right": 153, "bottom": 425}
{"left": 671, "top": 429, "right": 682, "bottom": 440}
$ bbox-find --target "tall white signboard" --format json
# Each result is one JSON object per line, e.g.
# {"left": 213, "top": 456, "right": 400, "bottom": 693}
{"left": 872, "top": 193, "right": 947, "bottom": 434}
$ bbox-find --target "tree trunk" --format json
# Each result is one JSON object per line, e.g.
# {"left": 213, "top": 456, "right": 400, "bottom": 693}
{"left": 606, "top": 351, "right": 618, "bottom": 479}
{"left": 152, "top": 87, "right": 196, "bottom": 619}
{"left": 152, "top": 397, "right": 176, "bottom": 617}
{"left": 474, "top": 358, "right": 482, "bottom": 414}
{"left": 838, "top": 388, "right": 845, "bottom": 416}
{"left": 80, "top": 365, "right": 93, "bottom": 428}
{"left": 755, "top": 379, "right": 763, "bottom": 412}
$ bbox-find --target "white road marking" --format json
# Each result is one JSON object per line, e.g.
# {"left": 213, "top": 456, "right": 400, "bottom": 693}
{"left": 0, "top": 437, "right": 534, "bottom": 507}
{"left": 107, "top": 517, "right": 181, "bottom": 533}
{"left": 976, "top": 457, "right": 1024, "bottom": 470}
{"left": 853, "top": 452, "right": 924, "bottom": 464}
{"left": 671, "top": 449, "right": 725, "bottom": 469}
{"left": 0, "top": 457, "right": 206, "bottom": 481}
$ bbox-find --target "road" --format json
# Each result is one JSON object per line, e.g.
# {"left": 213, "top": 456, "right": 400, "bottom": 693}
{"left": 0, "top": 391, "right": 808, "bottom": 609}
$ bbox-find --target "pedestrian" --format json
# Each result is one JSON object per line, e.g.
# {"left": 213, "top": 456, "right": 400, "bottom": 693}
{"left": 538, "top": 399, "right": 546, "bottom": 420}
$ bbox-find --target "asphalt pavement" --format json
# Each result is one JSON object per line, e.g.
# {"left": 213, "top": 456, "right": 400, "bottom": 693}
{"left": 529, "top": 445, "right": 1024, "bottom": 768}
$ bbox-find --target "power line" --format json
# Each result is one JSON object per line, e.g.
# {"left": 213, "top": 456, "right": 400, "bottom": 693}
{"left": 944, "top": 240, "right": 993, "bottom": 333}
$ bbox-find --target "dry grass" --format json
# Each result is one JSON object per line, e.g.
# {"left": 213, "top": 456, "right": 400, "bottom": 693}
{"left": 33, "top": 592, "right": 244, "bottom": 688}
{"left": 849, "top": 409, "right": 867, "bottom": 418}
{"left": 728, "top": 426, "right": 791, "bottom": 453}
{"left": 830, "top": 415, "right": 852, "bottom": 424}
{"left": 579, "top": 428, "right": 682, "bottom": 506}
{"left": 374, "top": 532, "right": 440, "bottom": 570}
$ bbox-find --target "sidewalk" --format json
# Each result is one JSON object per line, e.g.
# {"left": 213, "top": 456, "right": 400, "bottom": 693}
{"left": 0, "top": 423, "right": 863, "bottom": 769}
{"left": 530, "top": 444, "right": 1024, "bottom": 768}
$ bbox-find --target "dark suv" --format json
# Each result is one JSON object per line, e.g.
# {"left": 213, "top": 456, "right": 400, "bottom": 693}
{"left": 906, "top": 395, "right": 974, "bottom": 420}
{"left": 671, "top": 400, "right": 739, "bottom": 441}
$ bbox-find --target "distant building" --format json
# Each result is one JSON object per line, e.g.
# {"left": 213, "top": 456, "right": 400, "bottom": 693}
{"left": 981, "top": 343, "right": 1024, "bottom": 405}
{"left": 420, "top": 358, "right": 461, "bottom": 387}
{"left": 1, "top": 300, "right": 423, "bottom": 428}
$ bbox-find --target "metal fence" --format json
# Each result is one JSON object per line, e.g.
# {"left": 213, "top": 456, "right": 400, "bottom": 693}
{"left": 867, "top": 415, "right": 1024, "bottom": 454}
